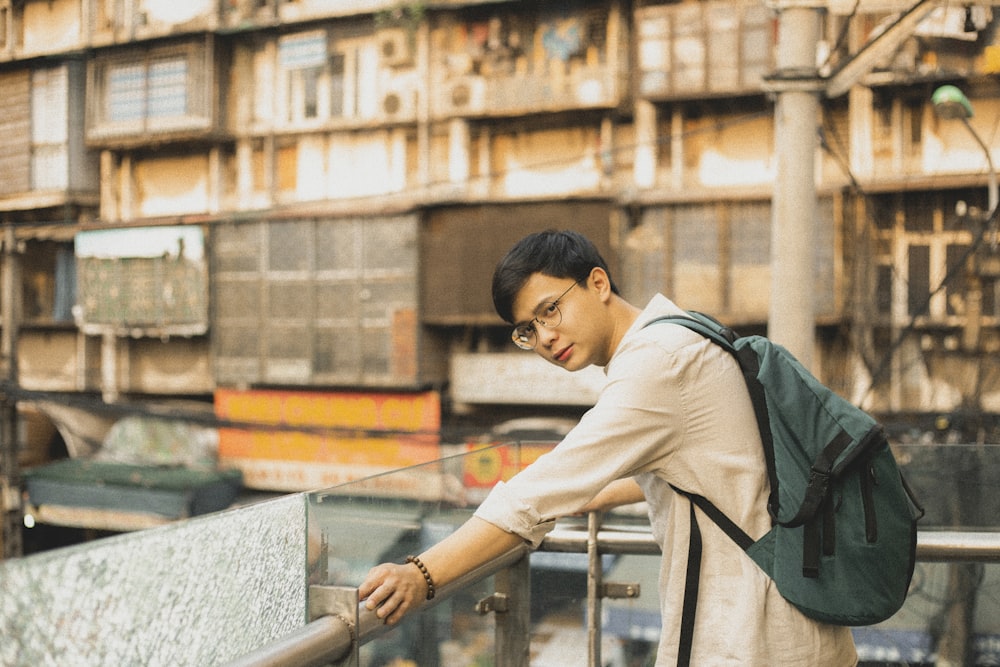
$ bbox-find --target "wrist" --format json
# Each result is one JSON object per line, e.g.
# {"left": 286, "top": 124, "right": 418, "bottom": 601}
{"left": 405, "top": 555, "right": 436, "bottom": 600}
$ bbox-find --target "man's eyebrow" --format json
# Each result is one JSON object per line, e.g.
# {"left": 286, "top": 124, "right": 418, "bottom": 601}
{"left": 513, "top": 299, "right": 548, "bottom": 328}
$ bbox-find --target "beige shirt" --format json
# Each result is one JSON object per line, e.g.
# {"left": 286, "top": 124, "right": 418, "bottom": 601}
{"left": 476, "top": 294, "right": 858, "bottom": 666}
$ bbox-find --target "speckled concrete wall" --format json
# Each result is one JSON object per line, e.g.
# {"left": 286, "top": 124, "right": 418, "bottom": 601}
{"left": 0, "top": 493, "right": 308, "bottom": 666}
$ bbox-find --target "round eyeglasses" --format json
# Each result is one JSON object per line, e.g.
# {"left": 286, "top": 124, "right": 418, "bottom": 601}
{"left": 511, "top": 281, "right": 579, "bottom": 350}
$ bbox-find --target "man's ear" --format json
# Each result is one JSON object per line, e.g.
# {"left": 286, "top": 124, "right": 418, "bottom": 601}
{"left": 589, "top": 267, "right": 613, "bottom": 300}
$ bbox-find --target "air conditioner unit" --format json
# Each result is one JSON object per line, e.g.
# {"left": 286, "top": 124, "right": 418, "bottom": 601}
{"left": 377, "top": 28, "right": 413, "bottom": 67}
{"left": 380, "top": 84, "right": 416, "bottom": 120}
{"left": 442, "top": 77, "right": 487, "bottom": 115}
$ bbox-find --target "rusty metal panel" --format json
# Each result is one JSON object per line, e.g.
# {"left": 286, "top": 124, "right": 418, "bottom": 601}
{"left": 422, "top": 202, "right": 614, "bottom": 324}
{"left": 636, "top": 0, "right": 774, "bottom": 100}
{"left": 0, "top": 69, "right": 32, "bottom": 196}
{"left": 626, "top": 200, "right": 838, "bottom": 326}
{"left": 212, "top": 215, "right": 421, "bottom": 388}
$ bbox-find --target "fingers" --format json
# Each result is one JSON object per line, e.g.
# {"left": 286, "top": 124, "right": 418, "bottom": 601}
{"left": 359, "top": 563, "right": 421, "bottom": 625}
{"left": 357, "top": 564, "right": 384, "bottom": 600}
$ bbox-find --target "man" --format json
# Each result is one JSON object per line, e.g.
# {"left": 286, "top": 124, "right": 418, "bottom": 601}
{"left": 360, "top": 230, "right": 857, "bottom": 665}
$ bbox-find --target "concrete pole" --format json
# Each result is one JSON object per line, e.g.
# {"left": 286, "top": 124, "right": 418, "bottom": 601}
{"left": 1, "top": 226, "right": 22, "bottom": 558}
{"left": 769, "top": 6, "right": 822, "bottom": 371}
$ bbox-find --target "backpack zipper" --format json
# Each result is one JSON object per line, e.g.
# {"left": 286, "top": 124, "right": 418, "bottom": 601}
{"left": 861, "top": 459, "right": 878, "bottom": 543}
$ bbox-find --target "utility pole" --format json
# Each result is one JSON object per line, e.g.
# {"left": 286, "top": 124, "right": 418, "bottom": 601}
{"left": 767, "top": 0, "right": 943, "bottom": 371}
{"left": 1, "top": 225, "right": 22, "bottom": 558}
{"left": 767, "top": 3, "right": 823, "bottom": 371}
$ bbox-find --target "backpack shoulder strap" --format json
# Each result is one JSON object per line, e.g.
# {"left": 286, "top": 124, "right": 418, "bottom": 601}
{"left": 643, "top": 312, "right": 780, "bottom": 522}
{"left": 643, "top": 312, "right": 738, "bottom": 350}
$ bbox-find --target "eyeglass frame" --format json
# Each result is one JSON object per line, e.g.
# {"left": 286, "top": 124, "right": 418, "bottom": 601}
{"left": 510, "top": 280, "right": 581, "bottom": 350}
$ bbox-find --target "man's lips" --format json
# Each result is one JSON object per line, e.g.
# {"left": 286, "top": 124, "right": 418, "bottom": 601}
{"left": 554, "top": 344, "right": 573, "bottom": 362}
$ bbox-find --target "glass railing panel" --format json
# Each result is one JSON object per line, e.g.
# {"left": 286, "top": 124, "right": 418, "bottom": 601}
{"left": 894, "top": 442, "right": 1000, "bottom": 530}
{"left": 308, "top": 440, "right": 606, "bottom": 666}
{"left": 306, "top": 438, "right": 662, "bottom": 665}
{"left": 0, "top": 493, "right": 309, "bottom": 667}
{"left": 307, "top": 443, "right": 499, "bottom": 666}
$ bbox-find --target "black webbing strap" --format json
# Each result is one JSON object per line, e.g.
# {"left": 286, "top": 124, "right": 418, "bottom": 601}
{"left": 801, "top": 517, "right": 820, "bottom": 578}
{"left": 783, "top": 429, "right": 853, "bottom": 528}
{"left": 672, "top": 485, "right": 754, "bottom": 550}
{"left": 672, "top": 486, "right": 756, "bottom": 666}
{"left": 801, "top": 495, "right": 839, "bottom": 578}
{"left": 732, "top": 344, "right": 779, "bottom": 522}
{"left": 823, "top": 500, "right": 837, "bottom": 556}
{"left": 780, "top": 430, "right": 852, "bottom": 578}
{"left": 678, "top": 500, "right": 701, "bottom": 667}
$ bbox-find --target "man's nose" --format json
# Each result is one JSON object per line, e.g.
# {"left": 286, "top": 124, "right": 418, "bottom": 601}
{"left": 536, "top": 325, "right": 559, "bottom": 348}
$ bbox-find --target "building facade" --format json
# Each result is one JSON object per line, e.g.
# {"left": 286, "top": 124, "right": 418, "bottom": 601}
{"left": 1, "top": 0, "right": 999, "bottom": 496}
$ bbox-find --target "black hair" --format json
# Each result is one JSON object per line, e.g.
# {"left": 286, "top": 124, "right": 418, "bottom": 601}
{"left": 491, "top": 229, "right": 619, "bottom": 324}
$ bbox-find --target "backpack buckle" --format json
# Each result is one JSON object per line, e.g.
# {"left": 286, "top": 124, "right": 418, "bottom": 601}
{"left": 806, "top": 466, "right": 832, "bottom": 497}
{"left": 782, "top": 467, "right": 832, "bottom": 527}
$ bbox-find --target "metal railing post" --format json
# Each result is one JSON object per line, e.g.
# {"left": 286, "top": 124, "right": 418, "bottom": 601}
{"left": 493, "top": 549, "right": 532, "bottom": 667}
{"left": 586, "top": 511, "right": 603, "bottom": 667}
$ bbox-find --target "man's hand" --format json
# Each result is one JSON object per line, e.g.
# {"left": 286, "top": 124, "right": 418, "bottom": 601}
{"left": 359, "top": 560, "right": 428, "bottom": 625}
{"left": 358, "top": 518, "right": 523, "bottom": 626}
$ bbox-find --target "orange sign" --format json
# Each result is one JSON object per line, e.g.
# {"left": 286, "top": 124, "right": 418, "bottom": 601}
{"left": 215, "top": 388, "right": 441, "bottom": 492}
{"left": 462, "top": 442, "right": 555, "bottom": 489}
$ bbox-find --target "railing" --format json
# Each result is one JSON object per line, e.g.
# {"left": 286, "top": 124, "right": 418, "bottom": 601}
{"left": 225, "top": 543, "right": 532, "bottom": 667}
{"left": 3, "top": 441, "right": 999, "bottom": 666}
{"left": 224, "top": 520, "right": 1000, "bottom": 667}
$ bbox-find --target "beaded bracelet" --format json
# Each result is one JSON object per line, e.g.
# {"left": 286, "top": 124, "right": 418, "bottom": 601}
{"left": 405, "top": 555, "right": 436, "bottom": 600}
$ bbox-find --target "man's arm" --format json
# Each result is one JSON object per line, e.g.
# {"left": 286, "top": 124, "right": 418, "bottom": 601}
{"left": 578, "top": 478, "right": 645, "bottom": 513}
{"left": 360, "top": 479, "right": 644, "bottom": 624}
{"left": 359, "top": 516, "right": 524, "bottom": 625}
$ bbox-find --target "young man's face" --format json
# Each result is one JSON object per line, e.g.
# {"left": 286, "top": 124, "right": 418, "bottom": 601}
{"left": 510, "top": 270, "right": 612, "bottom": 371}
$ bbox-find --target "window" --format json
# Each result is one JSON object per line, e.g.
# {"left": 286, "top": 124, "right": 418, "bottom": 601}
{"left": 31, "top": 66, "right": 69, "bottom": 190}
{"left": 89, "top": 41, "right": 210, "bottom": 140}
{"left": 108, "top": 62, "right": 147, "bottom": 122}
{"left": 279, "top": 31, "right": 326, "bottom": 122}
{"left": 637, "top": 0, "right": 775, "bottom": 98}
{"left": 628, "top": 200, "right": 835, "bottom": 324}
{"left": 148, "top": 58, "right": 188, "bottom": 117}
{"left": 272, "top": 30, "right": 377, "bottom": 125}
{"left": 22, "top": 241, "right": 75, "bottom": 324}
{"left": 873, "top": 189, "right": 991, "bottom": 324}
{"left": 329, "top": 53, "right": 345, "bottom": 117}
{"left": 107, "top": 56, "right": 187, "bottom": 123}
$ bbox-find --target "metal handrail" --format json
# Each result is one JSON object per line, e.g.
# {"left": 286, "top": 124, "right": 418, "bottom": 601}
{"left": 224, "top": 543, "right": 530, "bottom": 667}
{"left": 544, "top": 524, "right": 1000, "bottom": 561}
{"left": 225, "top": 525, "right": 1000, "bottom": 666}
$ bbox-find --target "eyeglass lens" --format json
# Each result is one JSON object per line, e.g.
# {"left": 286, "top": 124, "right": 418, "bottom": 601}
{"left": 510, "top": 281, "right": 578, "bottom": 350}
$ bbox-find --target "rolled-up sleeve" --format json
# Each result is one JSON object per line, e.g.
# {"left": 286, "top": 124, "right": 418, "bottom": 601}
{"left": 475, "top": 480, "right": 557, "bottom": 548}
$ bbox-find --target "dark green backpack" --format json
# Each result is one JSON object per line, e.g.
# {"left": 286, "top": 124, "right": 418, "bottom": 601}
{"left": 645, "top": 313, "right": 924, "bottom": 663}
